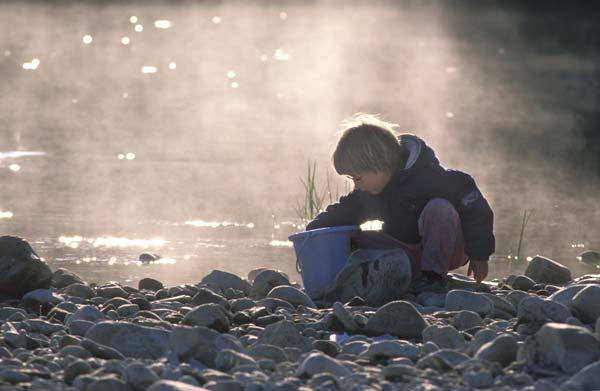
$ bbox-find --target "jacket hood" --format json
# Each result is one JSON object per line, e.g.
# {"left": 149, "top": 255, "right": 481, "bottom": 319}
{"left": 384, "top": 134, "right": 440, "bottom": 189}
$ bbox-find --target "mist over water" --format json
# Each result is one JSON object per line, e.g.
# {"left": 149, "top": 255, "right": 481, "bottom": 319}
{"left": 1, "top": 1, "right": 599, "bottom": 286}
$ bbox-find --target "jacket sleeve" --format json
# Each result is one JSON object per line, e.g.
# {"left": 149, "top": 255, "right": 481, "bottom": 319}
{"left": 306, "top": 190, "right": 367, "bottom": 230}
{"left": 444, "top": 170, "right": 495, "bottom": 260}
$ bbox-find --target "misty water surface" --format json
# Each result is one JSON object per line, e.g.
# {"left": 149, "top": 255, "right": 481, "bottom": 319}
{"left": 0, "top": 1, "right": 599, "bottom": 286}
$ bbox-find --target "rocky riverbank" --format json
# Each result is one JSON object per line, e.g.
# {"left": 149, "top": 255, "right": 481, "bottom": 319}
{"left": 1, "top": 236, "right": 600, "bottom": 390}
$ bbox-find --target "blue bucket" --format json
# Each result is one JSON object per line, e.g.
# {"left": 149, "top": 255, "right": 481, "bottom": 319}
{"left": 288, "top": 225, "right": 361, "bottom": 297}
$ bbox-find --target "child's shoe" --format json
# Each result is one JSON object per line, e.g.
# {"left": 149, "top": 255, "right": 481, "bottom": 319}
{"left": 408, "top": 271, "right": 448, "bottom": 294}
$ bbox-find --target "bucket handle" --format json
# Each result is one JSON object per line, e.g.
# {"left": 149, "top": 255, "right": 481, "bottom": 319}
{"left": 293, "top": 234, "right": 312, "bottom": 274}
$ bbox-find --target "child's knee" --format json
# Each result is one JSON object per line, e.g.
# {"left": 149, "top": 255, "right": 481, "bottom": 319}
{"left": 423, "top": 198, "right": 458, "bottom": 218}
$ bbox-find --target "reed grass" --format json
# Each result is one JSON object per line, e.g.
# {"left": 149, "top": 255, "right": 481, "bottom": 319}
{"left": 515, "top": 209, "right": 534, "bottom": 262}
{"left": 296, "top": 160, "right": 346, "bottom": 222}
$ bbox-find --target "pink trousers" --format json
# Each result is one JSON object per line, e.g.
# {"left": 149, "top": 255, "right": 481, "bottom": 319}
{"left": 354, "top": 198, "right": 469, "bottom": 276}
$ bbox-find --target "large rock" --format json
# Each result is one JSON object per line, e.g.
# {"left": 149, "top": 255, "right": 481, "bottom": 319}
{"left": 548, "top": 285, "right": 590, "bottom": 309}
{"left": 524, "top": 255, "right": 571, "bottom": 285}
{"left": 474, "top": 333, "right": 518, "bottom": 367}
{"left": 267, "top": 286, "right": 315, "bottom": 308}
{"left": 199, "top": 270, "right": 251, "bottom": 296}
{"left": 0, "top": 236, "right": 52, "bottom": 298}
{"left": 361, "top": 340, "right": 419, "bottom": 361}
{"left": 295, "top": 352, "right": 352, "bottom": 378}
{"left": 182, "top": 303, "right": 230, "bottom": 332}
{"left": 561, "top": 361, "right": 600, "bottom": 391}
{"left": 85, "top": 321, "right": 170, "bottom": 359}
{"left": 250, "top": 270, "right": 290, "bottom": 298}
{"left": 319, "top": 249, "right": 412, "bottom": 306}
{"left": 169, "top": 326, "right": 244, "bottom": 366}
{"left": 445, "top": 290, "right": 495, "bottom": 317}
{"left": 422, "top": 325, "right": 466, "bottom": 350}
{"left": 571, "top": 285, "right": 600, "bottom": 323}
{"left": 517, "top": 322, "right": 599, "bottom": 374}
{"left": 517, "top": 296, "right": 571, "bottom": 323}
{"left": 365, "top": 301, "right": 429, "bottom": 339}
{"left": 52, "top": 268, "right": 85, "bottom": 288}
{"left": 254, "top": 320, "right": 312, "bottom": 352}
{"left": 125, "top": 362, "right": 160, "bottom": 391}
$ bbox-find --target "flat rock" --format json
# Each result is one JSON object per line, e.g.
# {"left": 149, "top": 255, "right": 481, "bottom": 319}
{"left": 199, "top": 270, "right": 251, "bottom": 296}
{"left": 511, "top": 275, "right": 536, "bottom": 291}
{"left": 417, "top": 349, "right": 470, "bottom": 370}
{"left": 518, "top": 322, "right": 599, "bottom": 374}
{"left": 182, "top": 303, "right": 230, "bottom": 332}
{"left": 0, "top": 236, "right": 52, "bottom": 298}
{"left": 524, "top": 255, "right": 571, "bottom": 285}
{"left": 215, "top": 349, "right": 257, "bottom": 372}
{"left": 52, "top": 268, "right": 85, "bottom": 289}
{"left": 66, "top": 305, "right": 107, "bottom": 326}
{"left": 548, "top": 285, "right": 590, "bottom": 309}
{"left": 254, "top": 320, "right": 312, "bottom": 352}
{"left": 571, "top": 285, "right": 600, "bottom": 323}
{"left": 364, "top": 301, "right": 428, "bottom": 339}
{"left": 267, "top": 286, "right": 315, "bottom": 308}
{"left": 295, "top": 352, "right": 352, "bottom": 378}
{"left": 191, "top": 288, "right": 229, "bottom": 308}
{"left": 85, "top": 321, "right": 170, "bottom": 359}
{"left": 474, "top": 333, "right": 518, "bottom": 367}
{"left": 96, "top": 284, "right": 129, "bottom": 299}
{"left": 250, "top": 270, "right": 290, "bottom": 298}
{"left": 170, "top": 325, "right": 244, "bottom": 366}
{"left": 445, "top": 290, "right": 494, "bottom": 317}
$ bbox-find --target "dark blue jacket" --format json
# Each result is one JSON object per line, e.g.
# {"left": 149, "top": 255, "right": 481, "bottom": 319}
{"left": 306, "top": 134, "right": 495, "bottom": 260}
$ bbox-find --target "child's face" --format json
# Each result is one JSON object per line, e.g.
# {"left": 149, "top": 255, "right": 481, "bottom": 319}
{"left": 347, "top": 171, "right": 391, "bottom": 195}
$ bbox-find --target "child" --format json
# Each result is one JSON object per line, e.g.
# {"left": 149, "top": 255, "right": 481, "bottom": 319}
{"left": 306, "top": 114, "right": 494, "bottom": 291}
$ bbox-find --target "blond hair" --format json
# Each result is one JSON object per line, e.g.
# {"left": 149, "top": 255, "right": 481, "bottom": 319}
{"left": 333, "top": 113, "right": 404, "bottom": 176}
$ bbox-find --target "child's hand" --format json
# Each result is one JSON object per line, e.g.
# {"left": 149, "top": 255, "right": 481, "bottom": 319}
{"left": 467, "top": 259, "right": 489, "bottom": 284}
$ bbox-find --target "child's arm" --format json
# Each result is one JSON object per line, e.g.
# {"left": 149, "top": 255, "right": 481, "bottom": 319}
{"left": 445, "top": 170, "right": 495, "bottom": 262}
{"left": 306, "top": 191, "right": 367, "bottom": 230}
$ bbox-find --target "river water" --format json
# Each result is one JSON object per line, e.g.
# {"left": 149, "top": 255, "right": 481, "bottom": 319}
{"left": 1, "top": 1, "right": 599, "bottom": 287}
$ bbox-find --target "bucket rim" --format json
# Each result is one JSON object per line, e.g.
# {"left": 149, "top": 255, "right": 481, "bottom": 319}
{"left": 288, "top": 225, "right": 361, "bottom": 241}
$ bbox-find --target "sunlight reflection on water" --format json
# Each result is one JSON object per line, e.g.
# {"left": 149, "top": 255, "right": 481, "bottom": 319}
{"left": 59, "top": 235, "right": 166, "bottom": 249}
{"left": 184, "top": 220, "right": 254, "bottom": 229}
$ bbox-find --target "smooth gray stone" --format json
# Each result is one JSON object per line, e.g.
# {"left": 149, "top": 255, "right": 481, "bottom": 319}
{"left": 511, "top": 275, "right": 536, "bottom": 291}
{"left": 331, "top": 302, "right": 359, "bottom": 332}
{"left": 64, "top": 360, "right": 92, "bottom": 385}
{"left": 361, "top": 340, "right": 419, "bottom": 361}
{"left": 481, "top": 293, "right": 517, "bottom": 316}
{"left": 571, "top": 285, "right": 600, "bottom": 323}
{"left": 364, "top": 301, "right": 428, "bottom": 339}
{"left": 23, "top": 289, "right": 63, "bottom": 305}
{"left": 0, "top": 307, "right": 27, "bottom": 321}
{"left": 182, "top": 303, "right": 230, "bottom": 332}
{"left": 116, "top": 304, "right": 140, "bottom": 318}
{"left": 505, "top": 290, "right": 529, "bottom": 308}
{"left": 59, "top": 345, "right": 92, "bottom": 359}
{"left": 267, "top": 286, "right": 315, "bottom": 308}
{"left": 422, "top": 325, "right": 466, "bottom": 350}
{"left": 254, "top": 320, "right": 312, "bottom": 352}
{"left": 80, "top": 338, "right": 125, "bottom": 360}
{"left": 466, "top": 329, "right": 498, "bottom": 356}
{"left": 147, "top": 380, "right": 209, "bottom": 391}
{"left": 85, "top": 321, "right": 170, "bottom": 359}
{"left": 170, "top": 326, "right": 244, "bottom": 366}
{"left": 125, "top": 362, "right": 160, "bottom": 391}
{"left": 548, "top": 285, "right": 591, "bottom": 309}
{"left": 23, "top": 319, "right": 64, "bottom": 335}
{"left": 464, "top": 369, "right": 494, "bottom": 389}
{"left": 518, "top": 322, "right": 599, "bottom": 374}
{"left": 250, "top": 270, "right": 290, "bottom": 299}
{"left": 215, "top": 349, "right": 257, "bottom": 372}
{"left": 87, "top": 377, "right": 129, "bottom": 391}
{"left": 66, "top": 305, "right": 107, "bottom": 326}
{"left": 64, "top": 283, "right": 95, "bottom": 299}
{"left": 517, "top": 296, "right": 571, "bottom": 323}
{"left": 560, "top": 361, "right": 600, "bottom": 391}
{"left": 295, "top": 352, "right": 352, "bottom": 378}
{"left": 52, "top": 268, "right": 85, "bottom": 289}
{"left": 451, "top": 311, "right": 483, "bottom": 331}
{"left": 474, "top": 333, "right": 518, "bottom": 367}
{"left": 138, "top": 278, "right": 164, "bottom": 291}
{"left": 524, "top": 255, "right": 571, "bottom": 285}
{"left": 445, "top": 290, "right": 494, "bottom": 317}
{"left": 96, "top": 284, "right": 129, "bottom": 299}
{"left": 248, "top": 344, "right": 286, "bottom": 363}
{"left": 0, "top": 236, "right": 52, "bottom": 298}
{"left": 69, "top": 320, "right": 95, "bottom": 336}
{"left": 191, "top": 288, "right": 229, "bottom": 308}
{"left": 198, "top": 270, "right": 251, "bottom": 296}
{"left": 417, "top": 349, "right": 470, "bottom": 369}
